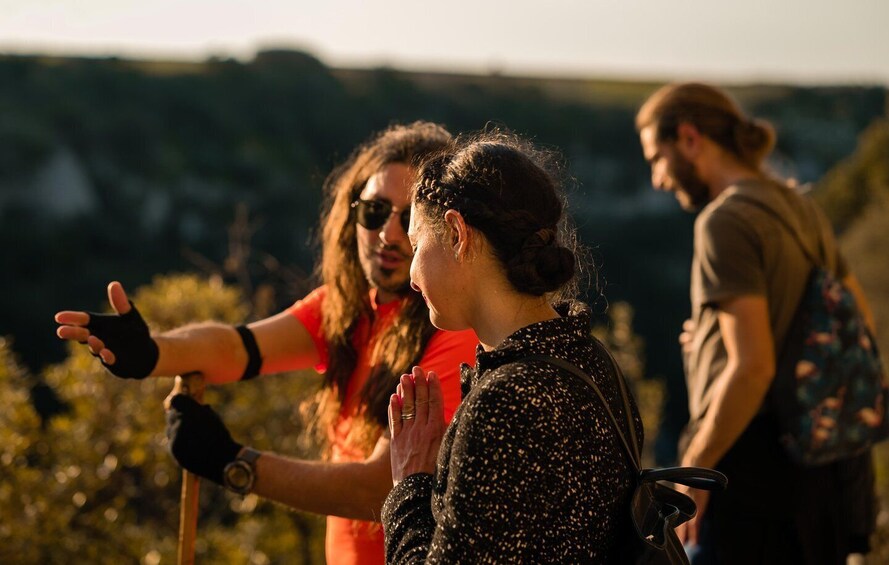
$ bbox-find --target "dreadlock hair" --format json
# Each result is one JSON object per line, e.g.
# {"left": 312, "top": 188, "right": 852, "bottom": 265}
{"left": 413, "top": 129, "right": 581, "bottom": 301}
{"left": 311, "top": 121, "right": 452, "bottom": 453}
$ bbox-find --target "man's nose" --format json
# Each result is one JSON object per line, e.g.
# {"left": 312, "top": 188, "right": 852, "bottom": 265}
{"left": 651, "top": 167, "right": 666, "bottom": 191}
{"left": 379, "top": 211, "right": 405, "bottom": 246}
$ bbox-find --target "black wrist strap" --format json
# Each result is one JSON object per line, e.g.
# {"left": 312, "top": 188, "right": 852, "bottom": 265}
{"left": 235, "top": 325, "right": 262, "bottom": 381}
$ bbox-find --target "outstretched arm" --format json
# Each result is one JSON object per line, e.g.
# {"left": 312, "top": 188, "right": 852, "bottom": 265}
{"left": 56, "top": 281, "right": 320, "bottom": 383}
{"left": 152, "top": 309, "right": 319, "bottom": 384}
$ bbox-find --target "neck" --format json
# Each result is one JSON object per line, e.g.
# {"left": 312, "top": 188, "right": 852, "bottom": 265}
{"left": 710, "top": 170, "right": 763, "bottom": 198}
{"left": 468, "top": 287, "right": 560, "bottom": 351}
{"left": 374, "top": 288, "right": 402, "bottom": 305}
{"left": 703, "top": 154, "right": 763, "bottom": 199}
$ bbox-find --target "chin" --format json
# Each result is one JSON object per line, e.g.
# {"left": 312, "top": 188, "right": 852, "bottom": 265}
{"left": 372, "top": 271, "right": 412, "bottom": 295}
{"left": 428, "top": 309, "right": 468, "bottom": 332}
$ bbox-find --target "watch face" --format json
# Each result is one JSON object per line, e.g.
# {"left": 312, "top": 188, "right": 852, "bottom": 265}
{"left": 224, "top": 460, "right": 254, "bottom": 493}
{"left": 227, "top": 463, "right": 251, "bottom": 489}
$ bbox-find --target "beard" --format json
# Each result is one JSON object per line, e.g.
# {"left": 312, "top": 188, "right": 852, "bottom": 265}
{"left": 669, "top": 153, "right": 711, "bottom": 211}
{"left": 359, "top": 244, "right": 413, "bottom": 298}
{"left": 371, "top": 267, "right": 412, "bottom": 296}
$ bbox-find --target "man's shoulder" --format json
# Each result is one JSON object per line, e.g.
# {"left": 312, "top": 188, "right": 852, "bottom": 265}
{"left": 289, "top": 285, "right": 328, "bottom": 309}
{"left": 720, "top": 178, "right": 819, "bottom": 221}
{"left": 695, "top": 178, "right": 808, "bottom": 241}
{"left": 694, "top": 197, "right": 752, "bottom": 245}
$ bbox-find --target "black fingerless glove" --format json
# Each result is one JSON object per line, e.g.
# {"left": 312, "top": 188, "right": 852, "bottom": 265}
{"left": 165, "top": 394, "right": 242, "bottom": 485}
{"left": 86, "top": 302, "right": 159, "bottom": 379}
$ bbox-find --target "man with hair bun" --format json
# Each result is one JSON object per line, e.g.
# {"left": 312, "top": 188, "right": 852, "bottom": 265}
{"left": 636, "top": 82, "right": 878, "bottom": 563}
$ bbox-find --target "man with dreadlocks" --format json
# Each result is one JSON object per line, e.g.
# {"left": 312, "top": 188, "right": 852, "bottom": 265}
{"left": 54, "top": 122, "right": 478, "bottom": 565}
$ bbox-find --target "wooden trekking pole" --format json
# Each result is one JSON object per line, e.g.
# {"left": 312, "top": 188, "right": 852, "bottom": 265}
{"left": 166, "top": 372, "right": 205, "bottom": 565}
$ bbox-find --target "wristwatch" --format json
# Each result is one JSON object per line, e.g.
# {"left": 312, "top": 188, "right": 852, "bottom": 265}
{"left": 223, "top": 447, "right": 261, "bottom": 495}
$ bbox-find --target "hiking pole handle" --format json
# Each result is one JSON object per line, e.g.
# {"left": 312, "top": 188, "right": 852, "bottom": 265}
{"left": 640, "top": 466, "right": 728, "bottom": 491}
{"left": 168, "top": 372, "right": 205, "bottom": 565}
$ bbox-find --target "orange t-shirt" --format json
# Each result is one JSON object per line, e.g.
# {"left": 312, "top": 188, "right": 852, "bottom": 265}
{"left": 287, "top": 287, "right": 478, "bottom": 565}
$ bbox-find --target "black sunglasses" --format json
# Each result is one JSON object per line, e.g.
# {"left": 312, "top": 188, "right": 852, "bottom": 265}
{"left": 351, "top": 199, "right": 411, "bottom": 232}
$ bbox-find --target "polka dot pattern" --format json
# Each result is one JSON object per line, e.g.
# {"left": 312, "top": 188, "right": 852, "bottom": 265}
{"left": 382, "top": 301, "right": 643, "bottom": 563}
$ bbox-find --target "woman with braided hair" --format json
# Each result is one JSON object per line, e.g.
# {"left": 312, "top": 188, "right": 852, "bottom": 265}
{"left": 381, "top": 131, "right": 643, "bottom": 563}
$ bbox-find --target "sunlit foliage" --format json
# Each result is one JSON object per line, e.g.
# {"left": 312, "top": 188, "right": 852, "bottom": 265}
{"left": 1, "top": 274, "right": 325, "bottom": 564}
{"left": 816, "top": 119, "right": 889, "bottom": 232}
{"left": 816, "top": 115, "right": 889, "bottom": 564}
{"left": 594, "top": 301, "right": 665, "bottom": 467}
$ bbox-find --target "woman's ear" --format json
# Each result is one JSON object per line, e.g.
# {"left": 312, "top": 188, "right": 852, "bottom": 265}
{"left": 444, "top": 210, "right": 470, "bottom": 262}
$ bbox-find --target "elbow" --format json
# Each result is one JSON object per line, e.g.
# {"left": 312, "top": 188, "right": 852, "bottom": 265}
{"left": 334, "top": 471, "right": 392, "bottom": 521}
{"left": 344, "top": 487, "right": 391, "bottom": 522}
{"left": 737, "top": 359, "right": 775, "bottom": 394}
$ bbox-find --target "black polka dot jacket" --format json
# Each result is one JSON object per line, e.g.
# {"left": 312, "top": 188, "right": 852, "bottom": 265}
{"left": 381, "top": 301, "right": 643, "bottom": 563}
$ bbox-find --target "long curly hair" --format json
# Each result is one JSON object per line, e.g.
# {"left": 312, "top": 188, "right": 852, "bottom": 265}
{"left": 311, "top": 121, "right": 452, "bottom": 453}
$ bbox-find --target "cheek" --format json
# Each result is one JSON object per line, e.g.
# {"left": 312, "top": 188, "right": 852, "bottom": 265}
{"left": 409, "top": 245, "right": 441, "bottom": 293}
{"left": 356, "top": 227, "right": 375, "bottom": 254}
{"left": 409, "top": 254, "right": 421, "bottom": 285}
{"left": 416, "top": 248, "right": 438, "bottom": 280}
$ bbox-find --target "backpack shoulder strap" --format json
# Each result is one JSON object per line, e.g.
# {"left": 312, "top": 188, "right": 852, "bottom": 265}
{"left": 523, "top": 353, "right": 730, "bottom": 493}
{"left": 730, "top": 193, "right": 823, "bottom": 268}
{"left": 524, "top": 348, "right": 641, "bottom": 473}
{"left": 598, "top": 340, "right": 643, "bottom": 465}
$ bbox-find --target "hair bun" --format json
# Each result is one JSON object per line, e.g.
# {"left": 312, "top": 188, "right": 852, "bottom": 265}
{"left": 506, "top": 228, "right": 576, "bottom": 296}
{"left": 734, "top": 118, "right": 776, "bottom": 165}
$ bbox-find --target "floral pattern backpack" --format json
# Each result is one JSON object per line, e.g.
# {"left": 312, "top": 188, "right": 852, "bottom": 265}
{"left": 736, "top": 194, "right": 889, "bottom": 466}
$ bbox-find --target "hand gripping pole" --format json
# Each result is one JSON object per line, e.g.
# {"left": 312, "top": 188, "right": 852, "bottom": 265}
{"left": 166, "top": 373, "right": 205, "bottom": 565}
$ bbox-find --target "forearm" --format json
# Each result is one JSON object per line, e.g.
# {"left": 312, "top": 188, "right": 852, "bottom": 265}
{"left": 152, "top": 323, "right": 246, "bottom": 384}
{"left": 251, "top": 444, "right": 393, "bottom": 521}
{"left": 683, "top": 363, "right": 773, "bottom": 468}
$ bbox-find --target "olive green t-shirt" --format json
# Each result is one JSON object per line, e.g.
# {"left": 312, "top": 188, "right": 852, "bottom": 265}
{"left": 685, "top": 178, "right": 848, "bottom": 427}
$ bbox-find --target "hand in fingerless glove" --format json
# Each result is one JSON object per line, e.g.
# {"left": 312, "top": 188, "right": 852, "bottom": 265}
{"left": 165, "top": 394, "right": 242, "bottom": 485}
{"left": 86, "top": 302, "right": 159, "bottom": 379}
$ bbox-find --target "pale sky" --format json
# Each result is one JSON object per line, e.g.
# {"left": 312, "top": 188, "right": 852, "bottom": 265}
{"left": 1, "top": 0, "right": 888, "bottom": 85}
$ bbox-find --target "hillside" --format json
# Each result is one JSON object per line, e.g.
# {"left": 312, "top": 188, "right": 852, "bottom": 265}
{"left": 1, "top": 51, "right": 886, "bottom": 465}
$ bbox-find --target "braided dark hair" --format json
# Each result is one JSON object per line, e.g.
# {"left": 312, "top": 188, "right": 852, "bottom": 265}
{"left": 414, "top": 131, "right": 579, "bottom": 298}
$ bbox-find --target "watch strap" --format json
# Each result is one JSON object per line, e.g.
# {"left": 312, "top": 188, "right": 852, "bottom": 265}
{"left": 238, "top": 446, "right": 262, "bottom": 466}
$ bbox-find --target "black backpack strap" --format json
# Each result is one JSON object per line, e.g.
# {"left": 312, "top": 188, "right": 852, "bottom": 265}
{"left": 597, "top": 339, "right": 643, "bottom": 466}
{"left": 524, "top": 350, "right": 728, "bottom": 492}
{"left": 524, "top": 351, "right": 641, "bottom": 473}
